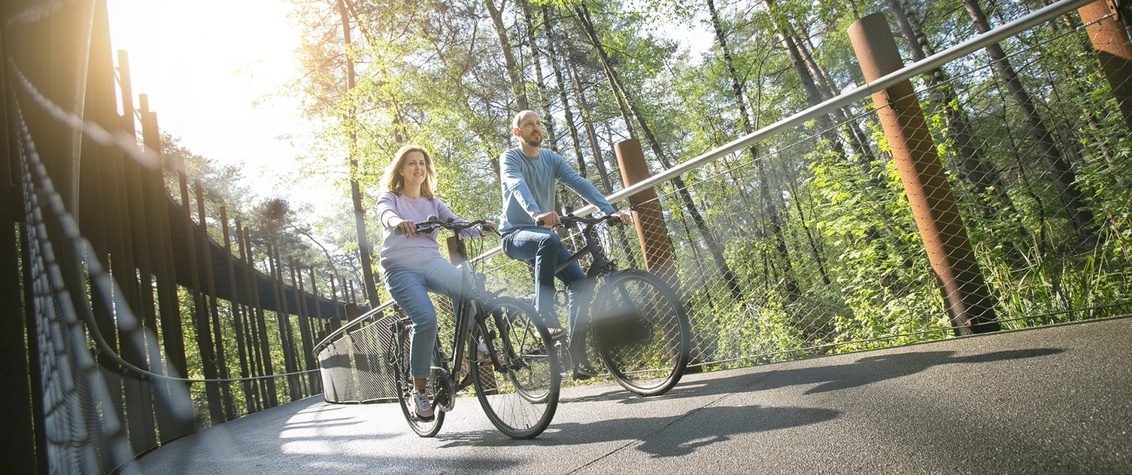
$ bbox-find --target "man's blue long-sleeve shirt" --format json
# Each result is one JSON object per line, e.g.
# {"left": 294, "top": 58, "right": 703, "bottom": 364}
{"left": 498, "top": 148, "right": 615, "bottom": 234}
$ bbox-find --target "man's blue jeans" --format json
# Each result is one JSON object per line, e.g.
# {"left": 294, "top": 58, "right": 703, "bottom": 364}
{"left": 383, "top": 257, "right": 467, "bottom": 379}
{"left": 501, "top": 226, "right": 591, "bottom": 336}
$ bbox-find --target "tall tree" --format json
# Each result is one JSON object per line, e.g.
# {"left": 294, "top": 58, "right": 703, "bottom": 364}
{"left": 573, "top": 3, "right": 743, "bottom": 300}
{"left": 890, "top": 0, "right": 1006, "bottom": 197}
{"left": 338, "top": 0, "right": 381, "bottom": 308}
{"left": 707, "top": 0, "right": 800, "bottom": 301}
{"left": 487, "top": 0, "right": 530, "bottom": 111}
{"left": 962, "top": 0, "right": 1095, "bottom": 243}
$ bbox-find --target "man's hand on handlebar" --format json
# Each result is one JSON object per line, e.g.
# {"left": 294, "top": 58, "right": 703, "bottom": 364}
{"left": 533, "top": 211, "right": 560, "bottom": 227}
{"left": 537, "top": 210, "right": 632, "bottom": 228}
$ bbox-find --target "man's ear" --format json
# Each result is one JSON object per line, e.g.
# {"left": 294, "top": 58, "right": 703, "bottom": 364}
{"left": 512, "top": 128, "right": 520, "bottom": 137}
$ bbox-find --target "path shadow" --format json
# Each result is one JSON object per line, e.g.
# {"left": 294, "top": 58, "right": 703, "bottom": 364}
{"left": 622, "top": 347, "right": 1065, "bottom": 402}
{"left": 436, "top": 403, "right": 839, "bottom": 459}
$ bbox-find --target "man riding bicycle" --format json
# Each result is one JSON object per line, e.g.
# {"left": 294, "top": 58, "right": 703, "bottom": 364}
{"left": 497, "top": 110, "right": 632, "bottom": 380}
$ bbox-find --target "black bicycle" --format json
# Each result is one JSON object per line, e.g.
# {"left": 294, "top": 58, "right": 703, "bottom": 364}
{"left": 549, "top": 213, "right": 692, "bottom": 396}
{"left": 384, "top": 218, "right": 561, "bottom": 438}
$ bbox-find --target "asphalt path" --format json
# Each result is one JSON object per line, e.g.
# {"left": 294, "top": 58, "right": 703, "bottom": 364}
{"left": 135, "top": 316, "right": 1132, "bottom": 474}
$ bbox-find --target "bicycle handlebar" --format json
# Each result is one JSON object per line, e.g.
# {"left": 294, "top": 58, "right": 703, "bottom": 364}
{"left": 394, "top": 215, "right": 496, "bottom": 235}
{"left": 538, "top": 213, "right": 624, "bottom": 229}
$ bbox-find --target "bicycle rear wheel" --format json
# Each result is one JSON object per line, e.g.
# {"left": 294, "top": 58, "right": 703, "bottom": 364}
{"left": 386, "top": 319, "right": 444, "bottom": 437}
{"left": 470, "top": 297, "right": 560, "bottom": 439}
{"left": 591, "top": 270, "right": 691, "bottom": 396}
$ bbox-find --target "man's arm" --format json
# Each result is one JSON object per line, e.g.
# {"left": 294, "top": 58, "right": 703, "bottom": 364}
{"left": 552, "top": 155, "right": 633, "bottom": 225}
{"left": 501, "top": 151, "right": 542, "bottom": 215}
{"left": 552, "top": 154, "right": 615, "bottom": 214}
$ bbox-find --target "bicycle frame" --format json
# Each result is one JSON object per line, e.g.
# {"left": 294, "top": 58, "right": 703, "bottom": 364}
{"left": 388, "top": 217, "right": 562, "bottom": 438}
{"left": 431, "top": 224, "right": 489, "bottom": 389}
{"left": 553, "top": 214, "right": 621, "bottom": 279}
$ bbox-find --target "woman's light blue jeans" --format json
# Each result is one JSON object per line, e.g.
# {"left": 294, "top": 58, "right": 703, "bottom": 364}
{"left": 383, "top": 257, "right": 468, "bottom": 379}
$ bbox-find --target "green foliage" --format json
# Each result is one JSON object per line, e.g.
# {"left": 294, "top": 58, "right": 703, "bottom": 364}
{"left": 162, "top": 0, "right": 1132, "bottom": 428}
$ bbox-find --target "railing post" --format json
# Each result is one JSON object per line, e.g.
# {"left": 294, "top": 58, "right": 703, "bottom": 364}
{"left": 220, "top": 207, "right": 256, "bottom": 414}
{"left": 1, "top": 214, "right": 36, "bottom": 473}
{"left": 1079, "top": 0, "right": 1132, "bottom": 129}
{"left": 193, "top": 180, "right": 236, "bottom": 419}
{"left": 239, "top": 224, "right": 277, "bottom": 406}
{"left": 178, "top": 171, "right": 224, "bottom": 423}
{"left": 613, "top": 139, "right": 679, "bottom": 291}
{"left": 849, "top": 13, "right": 999, "bottom": 335}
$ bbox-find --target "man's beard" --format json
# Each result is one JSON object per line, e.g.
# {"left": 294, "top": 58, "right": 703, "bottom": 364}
{"left": 522, "top": 133, "right": 542, "bottom": 147}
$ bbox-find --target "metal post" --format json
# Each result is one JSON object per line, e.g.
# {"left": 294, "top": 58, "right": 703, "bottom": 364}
{"left": 1079, "top": 0, "right": 1132, "bottom": 129}
{"left": 613, "top": 139, "right": 679, "bottom": 290}
{"left": 193, "top": 180, "right": 236, "bottom": 419}
{"left": 849, "top": 13, "right": 1000, "bottom": 335}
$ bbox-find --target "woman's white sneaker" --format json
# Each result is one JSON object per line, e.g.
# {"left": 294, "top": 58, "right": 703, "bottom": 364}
{"left": 411, "top": 390, "right": 434, "bottom": 421}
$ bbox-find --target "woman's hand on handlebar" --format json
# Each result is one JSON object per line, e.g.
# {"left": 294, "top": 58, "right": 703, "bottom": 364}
{"left": 392, "top": 218, "right": 418, "bottom": 236}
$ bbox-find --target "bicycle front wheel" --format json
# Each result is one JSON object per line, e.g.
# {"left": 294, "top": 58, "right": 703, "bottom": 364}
{"left": 386, "top": 320, "right": 444, "bottom": 437}
{"left": 591, "top": 270, "right": 691, "bottom": 396}
{"left": 471, "top": 297, "right": 560, "bottom": 439}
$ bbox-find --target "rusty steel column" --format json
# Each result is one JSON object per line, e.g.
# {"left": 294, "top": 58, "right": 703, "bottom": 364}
{"left": 137, "top": 93, "right": 193, "bottom": 440}
{"left": 614, "top": 139, "right": 679, "bottom": 289}
{"left": 178, "top": 172, "right": 224, "bottom": 422}
{"left": 290, "top": 258, "right": 319, "bottom": 394}
{"left": 849, "top": 13, "right": 999, "bottom": 335}
{"left": 1079, "top": 0, "right": 1132, "bottom": 129}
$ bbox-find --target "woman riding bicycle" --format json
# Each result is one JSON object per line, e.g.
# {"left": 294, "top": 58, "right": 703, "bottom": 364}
{"left": 377, "top": 144, "right": 493, "bottom": 421}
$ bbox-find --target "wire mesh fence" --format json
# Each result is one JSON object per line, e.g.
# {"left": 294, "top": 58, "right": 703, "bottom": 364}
{"left": 316, "top": 0, "right": 1132, "bottom": 402}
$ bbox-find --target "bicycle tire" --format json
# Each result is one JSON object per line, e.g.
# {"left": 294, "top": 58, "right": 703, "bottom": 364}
{"left": 470, "top": 296, "right": 560, "bottom": 439}
{"left": 387, "top": 321, "right": 445, "bottom": 437}
{"left": 591, "top": 270, "right": 691, "bottom": 396}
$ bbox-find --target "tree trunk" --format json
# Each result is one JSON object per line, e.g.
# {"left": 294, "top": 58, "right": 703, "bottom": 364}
{"left": 543, "top": 5, "right": 588, "bottom": 178}
{"left": 564, "top": 45, "right": 616, "bottom": 193}
{"left": 486, "top": 0, "right": 529, "bottom": 111}
{"left": 794, "top": 24, "right": 880, "bottom": 169}
{"left": 708, "top": 0, "right": 799, "bottom": 301}
{"left": 765, "top": 1, "right": 846, "bottom": 158}
{"left": 891, "top": 0, "right": 1006, "bottom": 196}
{"left": 963, "top": 0, "right": 1095, "bottom": 242}
{"left": 522, "top": 0, "right": 559, "bottom": 152}
{"left": 574, "top": 4, "right": 743, "bottom": 300}
{"left": 338, "top": 1, "right": 380, "bottom": 307}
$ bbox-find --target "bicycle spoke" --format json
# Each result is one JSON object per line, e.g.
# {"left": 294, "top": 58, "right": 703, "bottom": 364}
{"left": 385, "top": 318, "right": 444, "bottom": 437}
{"left": 471, "top": 297, "right": 560, "bottom": 439}
{"left": 592, "top": 271, "right": 690, "bottom": 396}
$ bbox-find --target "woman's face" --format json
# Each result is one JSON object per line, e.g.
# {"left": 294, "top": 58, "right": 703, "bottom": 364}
{"left": 399, "top": 151, "right": 428, "bottom": 189}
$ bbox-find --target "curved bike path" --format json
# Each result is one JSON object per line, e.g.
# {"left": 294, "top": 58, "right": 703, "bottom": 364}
{"left": 136, "top": 316, "right": 1132, "bottom": 474}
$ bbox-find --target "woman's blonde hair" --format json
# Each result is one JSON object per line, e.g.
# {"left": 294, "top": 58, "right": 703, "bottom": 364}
{"left": 382, "top": 144, "right": 436, "bottom": 199}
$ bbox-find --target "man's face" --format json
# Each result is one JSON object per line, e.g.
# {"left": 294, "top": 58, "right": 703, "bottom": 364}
{"left": 515, "top": 114, "right": 542, "bottom": 147}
